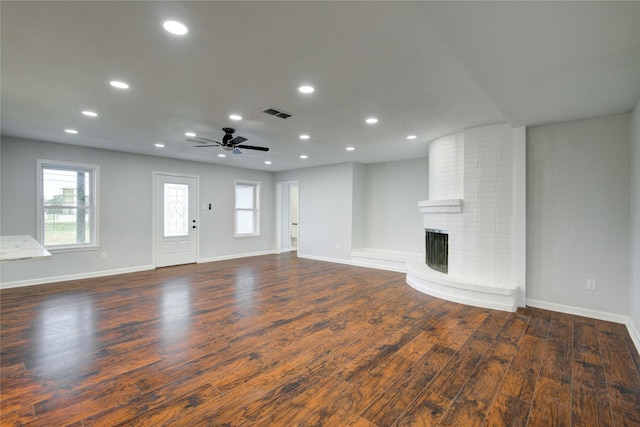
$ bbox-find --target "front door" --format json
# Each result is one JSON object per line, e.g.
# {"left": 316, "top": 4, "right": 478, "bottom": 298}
{"left": 154, "top": 173, "right": 198, "bottom": 267}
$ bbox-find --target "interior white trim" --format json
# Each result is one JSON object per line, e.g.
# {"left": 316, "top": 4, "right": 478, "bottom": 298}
{"left": 296, "top": 253, "right": 366, "bottom": 268}
{"left": 350, "top": 248, "right": 423, "bottom": 273}
{"left": 0, "top": 250, "right": 279, "bottom": 289}
{"left": 626, "top": 318, "right": 640, "bottom": 356}
{"left": 198, "top": 250, "right": 276, "bottom": 264}
{"left": 525, "top": 298, "right": 628, "bottom": 324}
{"left": 526, "top": 298, "right": 640, "bottom": 355}
{"left": 348, "top": 259, "right": 408, "bottom": 274}
{"left": 0, "top": 265, "right": 154, "bottom": 289}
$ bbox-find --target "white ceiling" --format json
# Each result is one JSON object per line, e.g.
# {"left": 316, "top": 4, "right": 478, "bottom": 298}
{"left": 2, "top": 1, "right": 639, "bottom": 172}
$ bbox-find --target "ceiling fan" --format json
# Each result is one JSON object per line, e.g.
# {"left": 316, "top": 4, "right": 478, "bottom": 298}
{"left": 186, "top": 127, "right": 269, "bottom": 155}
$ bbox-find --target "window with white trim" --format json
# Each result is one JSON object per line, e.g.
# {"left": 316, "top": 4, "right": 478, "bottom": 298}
{"left": 234, "top": 180, "right": 260, "bottom": 237}
{"left": 37, "top": 160, "right": 99, "bottom": 250}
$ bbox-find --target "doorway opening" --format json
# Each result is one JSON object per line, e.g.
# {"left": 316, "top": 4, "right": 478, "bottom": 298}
{"left": 276, "top": 181, "right": 299, "bottom": 253}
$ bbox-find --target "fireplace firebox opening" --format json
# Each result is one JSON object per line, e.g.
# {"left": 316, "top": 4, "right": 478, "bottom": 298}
{"left": 425, "top": 229, "right": 448, "bottom": 274}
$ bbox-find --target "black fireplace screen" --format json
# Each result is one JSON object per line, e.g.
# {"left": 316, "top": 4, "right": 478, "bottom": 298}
{"left": 425, "top": 229, "right": 448, "bottom": 274}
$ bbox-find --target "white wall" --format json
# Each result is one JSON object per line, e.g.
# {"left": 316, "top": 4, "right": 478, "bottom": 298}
{"left": 0, "top": 136, "right": 275, "bottom": 286}
{"left": 527, "top": 114, "right": 631, "bottom": 315}
{"left": 630, "top": 99, "right": 640, "bottom": 333}
{"left": 351, "top": 163, "right": 366, "bottom": 250}
{"left": 276, "top": 159, "right": 428, "bottom": 259}
{"left": 362, "top": 158, "right": 428, "bottom": 253}
{"left": 275, "top": 163, "right": 354, "bottom": 261}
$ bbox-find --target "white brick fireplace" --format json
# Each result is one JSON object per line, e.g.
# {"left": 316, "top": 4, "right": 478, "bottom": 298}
{"left": 406, "top": 123, "right": 526, "bottom": 312}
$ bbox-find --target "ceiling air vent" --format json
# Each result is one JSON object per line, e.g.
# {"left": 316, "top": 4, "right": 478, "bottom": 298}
{"left": 263, "top": 107, "right": 293, "bottom": 119}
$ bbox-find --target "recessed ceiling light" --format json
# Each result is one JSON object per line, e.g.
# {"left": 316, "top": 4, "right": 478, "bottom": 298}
{"left": 264, "top": 161, "right": 272, "bottom": 165}
{"left": 154, "top": 143, "right": 165, "bottom": 148}
{"left": 365, "top": 117, "right": 378, "bottom": 124}
{"left": 110, "top": 80, "right": 129, "bottom": 89}
{"left": 185, "top": 132, "right": 196, "bottom": 137}
{"left": 299, "top": 134, "right": 310, "bottom": 140}
{"left": 82, "top": 110, "right": 98, "bottom": 117}
{"left": 218, "top": 154, "right": 226, "bottom": 158}
{"left": 346, "top": 146, "right": 355, "bottom": 151}
{"left": 298, "top": 85, "right": 314, "bottom": 94}
{"left": 163, "top": 20, "right": 188, "bottom": 35}
{"left": 406, "top": 135, "right": 417, "bottom": 140}
{"left": 229, "top": 114, "right": 242, "bottom": 121}
{"left": 65, "top": 129, "right": 78, "bottom": 134}
{"left": 300, "top": 155, "right": 308, "bottom": 159}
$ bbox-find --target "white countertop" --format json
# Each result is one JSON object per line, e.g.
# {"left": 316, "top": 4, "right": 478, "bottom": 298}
{"left": 0, "top": 235, "right": 52, "bottom": 262}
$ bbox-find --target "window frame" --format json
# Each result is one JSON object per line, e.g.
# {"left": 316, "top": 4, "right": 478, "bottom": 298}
{"left": 234, "top": 180, "right": 260, "bottom": 238}
{"left": 37, "top": 159, "right": 100, "bottom": 252}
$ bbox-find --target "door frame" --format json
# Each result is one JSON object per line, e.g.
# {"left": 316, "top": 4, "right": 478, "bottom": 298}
{"left": 152, "top": 171, "right": 200, "bottom": 267}
{"left": 275, "top": 180, "right": 299, "bottom": 254}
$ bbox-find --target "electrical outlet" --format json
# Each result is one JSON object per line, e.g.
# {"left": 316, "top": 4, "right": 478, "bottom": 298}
{"left": 586, "top": 278, "right": 597, "bottom": 291}
{"left": 101, "top": 252, "right": 108, "bottom": 260}
{"left": 336, "top": 243, "right": 340, "bottom": 250}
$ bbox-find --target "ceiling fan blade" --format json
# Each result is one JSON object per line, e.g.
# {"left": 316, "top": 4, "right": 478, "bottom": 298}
{"left": 236, "top": 144, "right": 269, "bottom": 152}
{"left": 194, "top": 136, "right": 221, "bottom": 145}
{"left": 232, "top": 148, "right": 242, "bottom": 155}
{"left": 229, "top": 136, "right": 247, "bottom": 145}
{"left": 192, "top": 145, "right": 218, "bottom": 148}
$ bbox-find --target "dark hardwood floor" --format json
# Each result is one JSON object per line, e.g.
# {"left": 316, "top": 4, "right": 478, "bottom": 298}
{"left": 1, "top": 253, "right": 640, "bottom": 426}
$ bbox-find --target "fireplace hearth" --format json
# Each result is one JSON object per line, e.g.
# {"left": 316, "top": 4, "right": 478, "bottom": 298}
{"left": 425, "top": 229, "right": 448, "bottom": 274}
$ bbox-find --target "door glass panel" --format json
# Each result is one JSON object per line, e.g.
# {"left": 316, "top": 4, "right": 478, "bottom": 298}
{"left": 164, "top": 183, "right": 189, "bottom": 237}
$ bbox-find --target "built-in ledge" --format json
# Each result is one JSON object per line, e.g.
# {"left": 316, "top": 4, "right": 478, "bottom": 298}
{"left": 351, "top": 248, "right": 423, "bottom": 273}
{"left": 406, "top": 262, "right": 518, "bottom": 312}
{"left": 418, "top": 199, "right": 462, "bottom": 213}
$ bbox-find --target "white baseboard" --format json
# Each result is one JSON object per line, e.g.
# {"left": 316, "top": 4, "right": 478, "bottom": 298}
{"left": 197, "top": 250, "right": 276, "bottom": 264}
{"left": 625, "top": 318, "right": 640, "bottom": 355}
{"left": 347, "top": 258, "right": 408, "bottom": 273}
{"left": 296, "top": 253, "right": 354, "bottom": 266}
{"left": 295, "top": 252, "right": 406, "bottom": 272}
{"left": 525, "top": 298, "right": 628, "bottom": 324}
{"left": 0, "top": 251, "right": 278, "bottom": 289}
{"left": 274, "top": 248, "right": 297, "bottom": 254}
{"left": 0, "top": 265, "right": 155, "bottom": 289}
{"left": 526, "top": 298, "right": 640, "bottom": 355}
